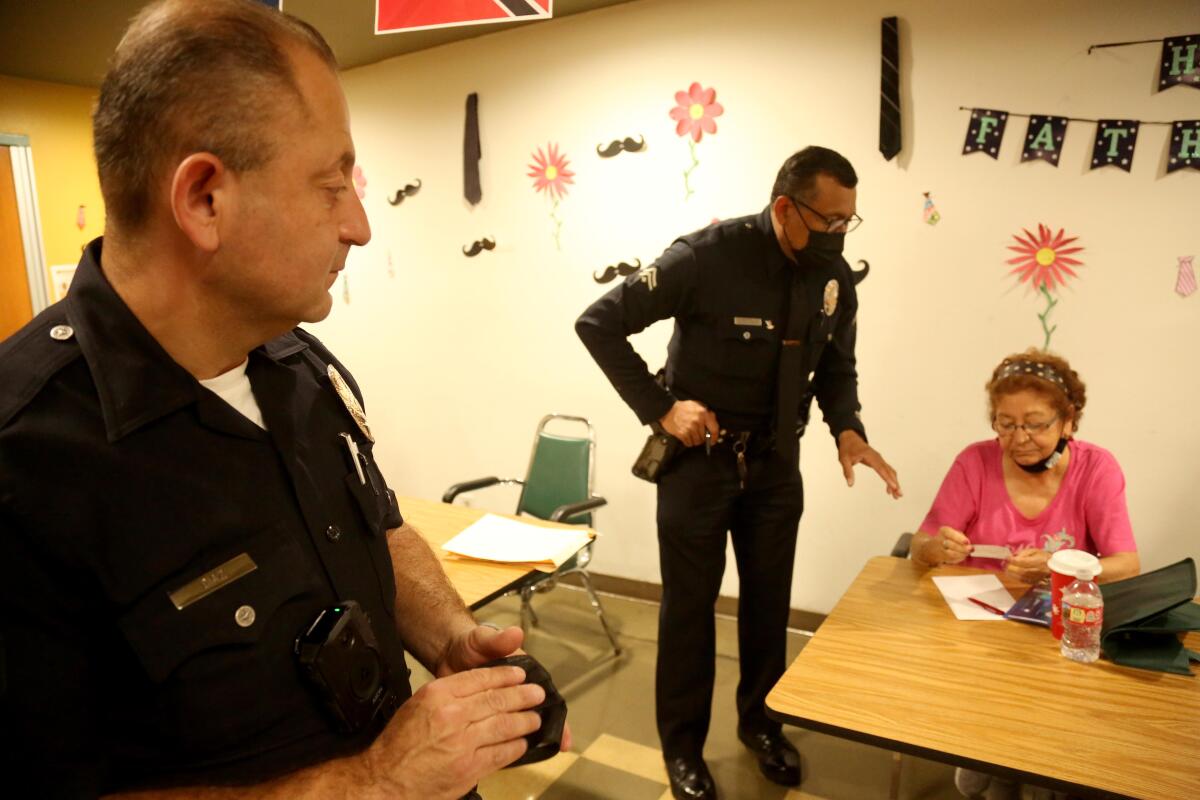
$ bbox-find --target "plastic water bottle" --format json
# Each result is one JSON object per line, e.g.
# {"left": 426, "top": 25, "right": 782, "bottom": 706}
{"left": 1060, "top": 568, "right": 1103, "bottom": 663}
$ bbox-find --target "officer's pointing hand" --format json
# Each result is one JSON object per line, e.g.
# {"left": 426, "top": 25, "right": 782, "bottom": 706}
{"left": 660, "top": 400, "right": 719, "bottom": 448}
{"left": 837, "top": 430, "right": 902, "bottom": 499}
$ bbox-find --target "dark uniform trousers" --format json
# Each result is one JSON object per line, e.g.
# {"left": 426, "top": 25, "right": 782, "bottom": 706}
{"left": 656, "top": 442, "right": 802, "bottom": 759}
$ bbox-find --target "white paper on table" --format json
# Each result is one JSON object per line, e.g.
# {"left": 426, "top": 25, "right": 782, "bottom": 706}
{"left": 931, "top": 575, "right": 1015, "bottom": 620}
{"left": 441, "top": 513, "right": 593, "bottom": 571}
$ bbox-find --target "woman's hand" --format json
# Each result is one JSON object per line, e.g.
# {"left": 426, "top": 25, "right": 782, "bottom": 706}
{"left": 1005, "top": 548, "right": 1051, "bottom": 584}
{"left": 915, "top": 527, "right": 972, "bottom": 566}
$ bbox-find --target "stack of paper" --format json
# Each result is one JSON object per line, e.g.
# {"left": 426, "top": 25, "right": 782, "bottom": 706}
{"left": 441, "top": 514, "right": 594, "bottom": 572}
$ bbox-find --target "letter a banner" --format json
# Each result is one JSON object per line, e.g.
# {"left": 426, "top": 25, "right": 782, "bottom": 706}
{"left": 1021, "top": 115, "right": 1069, "bottom": 166}
{"left": 376, "top": 0, "right": 552, "bottom": 35}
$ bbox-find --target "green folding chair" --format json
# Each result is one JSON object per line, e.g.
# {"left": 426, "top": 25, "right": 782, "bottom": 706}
{"left": 443, "top": 414, "right": 620, "bottom": 654}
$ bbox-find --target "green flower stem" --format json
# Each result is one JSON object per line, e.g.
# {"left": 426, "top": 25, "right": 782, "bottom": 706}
{"left": 682, "top": 139, "right": 699, "bottom": 201}
{"left": 1037, "top": 284, "right": 1058, "bottom": 350}
{"left": 550, "top": 198, "right": 562, "bottom": 251}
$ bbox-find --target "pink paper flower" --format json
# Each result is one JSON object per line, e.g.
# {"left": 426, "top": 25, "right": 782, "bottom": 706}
{"left": 527, "top": 143, "right": 575, "bottom": 201}
{"left": 353, "top": 165, "right": 367, "bottom": 199}
{"left": 669, "top": 82, "right": 724, "bottom": 143}
{"left": 1006, "top": 224, "right": 1084, "bottom": 291}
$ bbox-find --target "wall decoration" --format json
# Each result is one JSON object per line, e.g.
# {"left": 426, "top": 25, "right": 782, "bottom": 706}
{"left": 376, "top": 0, "right": 550, "bottom": 35}
{"left": 922, "top": 192, "right": 941, "bottom": 225}
{"left": 1006, "top": 224, "right": 1084, "bottom": 349}
{"left": 959, "top": 107, "right": 1179, "bottom": 171}
{"left": 342, "top": 274, "right": 351, "bottom": 305}
{"left": 961, "top": 108, "right": 1008, "bottom": 159}
{"left": 527, "top": 143, "right": 574, "bottom": 250}
{"left": 1168, "top": 120, "right": 1200, "bottom": 172}
{"left": 464, "top": 93, "right": 482, "bottom": 205}
{"left": 1160, "top": 35, "right": 1199, "bottom": 90}
{"left": 387, "top": 250, "right": 395, "bottom": 279}
{"left": 593, "top": 259, "right": 642, "bottom": 283}
{"left": 851, "top": 260, "right": 870, "bottom": 285}
{"left": 462, "top": 238, "right": 496, "bottom": 257}
{"left": 1021, "top": 115, "right": 1068, "bottom": 166}
{"left": 388, "top": 180, "right": 423, "bottom": 206}
{"left": 596, "top": 136, "right": 646, "bottom": 158}
{"left": 669, "top": 82, "right": 724, "bottom": 200}
{"left": 1086, "top": 33, "right": 1199, "bottom": 92}
{"left": 1176, "top": 256, "right": 1196, "bottom": 297}
{"left": 353, "top": 165, "right": 367, "bottom": 199}
{"left": 1090, "top": 120, "right": 1139, "bottom": 171}
{"left": 75, "top": 205, "right": 86, "bottom": 231}
{"left": 879, "top": 16, "right": 901, "bottom": 161}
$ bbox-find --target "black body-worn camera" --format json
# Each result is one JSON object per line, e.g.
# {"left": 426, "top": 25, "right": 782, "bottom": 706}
{"left": 295, "top": 601, "right": 399, "bottom": 734}
{"left": 480, "top": 653, "right": 568, "bottom": 767}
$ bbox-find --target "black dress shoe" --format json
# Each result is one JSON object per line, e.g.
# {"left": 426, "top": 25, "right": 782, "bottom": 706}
{"left": 737, "top": 728, "right": 801, "bottom": 787}
{"left": 665, "top": 755, "right": 718, "bottom": 800}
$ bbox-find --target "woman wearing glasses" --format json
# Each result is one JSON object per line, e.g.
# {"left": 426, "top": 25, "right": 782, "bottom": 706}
{"left": 910, "top": 349, "right": 1139, "bottom": 584}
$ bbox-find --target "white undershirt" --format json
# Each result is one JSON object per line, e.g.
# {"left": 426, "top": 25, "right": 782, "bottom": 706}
{"left": 198, "top": 359, "right": 267, "bottom": 430}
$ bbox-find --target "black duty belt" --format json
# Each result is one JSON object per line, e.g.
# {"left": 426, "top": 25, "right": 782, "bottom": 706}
{"left": 705, "top": 429, "right": 776, "bottom": 488}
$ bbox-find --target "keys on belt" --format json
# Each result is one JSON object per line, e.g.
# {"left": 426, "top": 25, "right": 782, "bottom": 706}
{"left": 704, "top": 429, "right": 755, "bottom": 488}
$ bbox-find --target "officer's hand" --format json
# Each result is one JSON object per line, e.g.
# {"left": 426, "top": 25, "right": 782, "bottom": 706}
{"left": 436, "top": 624, "right": 573, "bottom": 753}
{"left": 367, "top": 664, "right": 545, "bottom": 799}
{"left": 659, "top": 400, "right": 719, "bottom": 448}
{"left": 836, "top": 430, "right": 902, "bottom": 498}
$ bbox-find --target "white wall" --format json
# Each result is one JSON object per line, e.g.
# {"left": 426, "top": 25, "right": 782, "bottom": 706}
{"left": 314, "top": 0, "right": 1200, "bottom": 614}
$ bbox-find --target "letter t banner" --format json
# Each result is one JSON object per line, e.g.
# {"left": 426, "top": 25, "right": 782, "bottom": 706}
{"left": 1021, "top": 115, "right": 1069, "bottom": 166}
{"left": 1089, "top": 120, "right": 1139, "bottom": 172}
{"left": 1160, "top": 35, "right": 1200, "bottom": 91}
{"left": 962, "top": 108, "right": 1008, "bottom": 159}
{"left": 1167, "top": 120, "right": 1200, "bottom": 173}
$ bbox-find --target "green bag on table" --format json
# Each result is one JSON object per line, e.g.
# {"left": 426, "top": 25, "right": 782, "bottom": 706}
{"left": 1099, "top": 557, "right": 1200, "bottom": 675}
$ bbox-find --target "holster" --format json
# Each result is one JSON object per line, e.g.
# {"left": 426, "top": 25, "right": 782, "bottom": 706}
{"left": 631, "top": 422, "right": 682, "bottom": 483}
{"left": 631, "top": 369, "right": 682, "bottom": 483}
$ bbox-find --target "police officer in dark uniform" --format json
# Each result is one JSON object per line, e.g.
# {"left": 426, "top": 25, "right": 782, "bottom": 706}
{"left": 576, "top": 147, "right": 901, "bottom": 799}
{"left": 0, "top": 2, "right": 551, "bottom": 797}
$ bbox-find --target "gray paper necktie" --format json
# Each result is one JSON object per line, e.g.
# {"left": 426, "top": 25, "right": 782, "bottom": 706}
{"left": 879, "top": 17, "right": 901, "bottom": 161}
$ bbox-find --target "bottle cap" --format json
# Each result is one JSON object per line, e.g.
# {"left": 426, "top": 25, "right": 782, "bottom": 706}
{"left": 1074, "top": 567, "right": 1098, "bottom": 581}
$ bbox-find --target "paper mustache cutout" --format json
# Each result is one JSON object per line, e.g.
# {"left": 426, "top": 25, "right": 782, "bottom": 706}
{"left": 851, "top": 259, "right": 870, "bottom": 285}
{"left": 388, "top": 179, "right": 423, "bottom": 206}
{"left": 593, "top": 259, "right": 642, "bottom": 283}
{"left": 462, "top": 238, "right": 496, "bottom": 257}
{"left": 596, "top": 136, "right": 647, "bottom": 158}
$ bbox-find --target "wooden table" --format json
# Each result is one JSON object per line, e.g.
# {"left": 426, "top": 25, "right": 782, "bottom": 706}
{"left": 765, "top": 557, "right": 1200, "bottom": 800}
{"left": 398, "top": 495, "right": 591, "bottom": 609}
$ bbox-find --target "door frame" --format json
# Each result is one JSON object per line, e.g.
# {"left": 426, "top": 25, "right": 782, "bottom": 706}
{"left": 1, "top": 132, "right": 50, "bottom": 315}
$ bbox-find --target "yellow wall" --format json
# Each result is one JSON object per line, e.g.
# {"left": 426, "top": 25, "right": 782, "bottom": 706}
{"left": 0, "top": 74, "right": 105, "bottom": 285}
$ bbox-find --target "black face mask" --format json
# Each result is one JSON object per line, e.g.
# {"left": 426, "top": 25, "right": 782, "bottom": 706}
{"left": 1017, "top": 436, "right": 1069, "bottom": 474}
{"left": 802, "top": 230, "right": 845, "bottom": 259}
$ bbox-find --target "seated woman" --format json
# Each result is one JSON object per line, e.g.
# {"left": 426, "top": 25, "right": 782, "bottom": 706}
{"left": 912, "top": 349, "right": 1139, "bottom": 800}
{"left": 912, "top": 349, "right": 1139, "bottom": 583}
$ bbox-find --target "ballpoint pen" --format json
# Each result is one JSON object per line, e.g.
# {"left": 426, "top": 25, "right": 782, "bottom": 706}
{"left": 968, "top": 596, "right": 1007, "bottom": 616}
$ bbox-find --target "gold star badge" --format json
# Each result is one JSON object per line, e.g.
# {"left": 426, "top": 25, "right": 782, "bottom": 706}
{"left": 327, "top": 364, "right": 373, "bottom": 442}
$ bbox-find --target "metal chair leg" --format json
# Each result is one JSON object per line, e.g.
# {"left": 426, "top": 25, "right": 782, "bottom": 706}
{"left": 519, "top": 585, "right": 540, "bottom": 630}
{"left": 577, "top": 570, "right": 621, "bottom": 655}
{"left": 889, "top": 751, "right": 902, "bottom": 800}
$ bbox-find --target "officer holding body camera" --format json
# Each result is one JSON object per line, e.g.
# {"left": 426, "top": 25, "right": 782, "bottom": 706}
{"left": 0, "top": 2, "right": 561, "bottom": 797}
{"left": 576, "top": 147, "right": 901, "bottom": 799}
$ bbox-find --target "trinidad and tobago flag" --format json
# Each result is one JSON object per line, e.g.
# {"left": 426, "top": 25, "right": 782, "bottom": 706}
{"left": 376, "top": 0, "right": 552, "bottom": 34}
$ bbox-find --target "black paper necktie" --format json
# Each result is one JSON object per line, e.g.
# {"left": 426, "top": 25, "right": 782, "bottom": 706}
{"left": 464, "top": 93, "right": 481, "bottom": 205}
{"left": 879, "top": 17, "right": 901, "bottom": 161}
{"left": 774, "top": 272, "right": 806, "bottom": 464}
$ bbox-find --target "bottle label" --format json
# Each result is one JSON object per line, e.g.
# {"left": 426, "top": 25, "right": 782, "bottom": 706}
{"left": 1063, "top": 602, "right": 1103, "bottom": 628}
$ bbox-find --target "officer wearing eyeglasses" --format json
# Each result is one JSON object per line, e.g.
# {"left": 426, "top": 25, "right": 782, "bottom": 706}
{"left": 576, "top": 146, "right": 901, "bottom": 800}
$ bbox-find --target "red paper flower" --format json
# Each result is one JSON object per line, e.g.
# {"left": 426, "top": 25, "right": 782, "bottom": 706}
{"left": 1006, "top": 224, "right": 1084, "bottom": 291}
{"left": 669, "top": 82, "right": 724, "bottom": 143}
{"left": 353, "top": 165, "right": 367, "bottom": 199}
{"left": 527, "top": 143, "right": 575, "bottom": 201}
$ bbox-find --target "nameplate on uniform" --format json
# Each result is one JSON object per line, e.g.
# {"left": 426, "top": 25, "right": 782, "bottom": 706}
{"left": 733, "top": 316, "right": 762, "bottom": 327}
{"left": 168, "top": 552, "right": 258, "bottom": 610}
